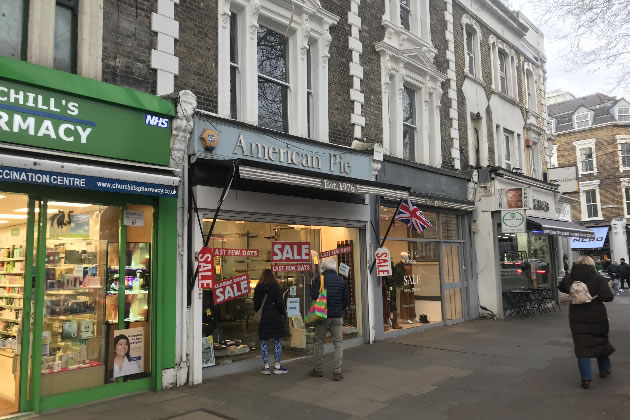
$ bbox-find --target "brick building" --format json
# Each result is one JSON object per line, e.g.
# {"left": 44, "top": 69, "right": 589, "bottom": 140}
{"left": 549, "top": 93, "right": 630, "bottom": 263}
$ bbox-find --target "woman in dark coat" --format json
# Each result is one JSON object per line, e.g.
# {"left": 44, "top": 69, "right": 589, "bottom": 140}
{"left": 558, "top": 256, "right": 614, "bottom": 389}
{"left": 253, "top": 269, "right": 287, "bottom": 375}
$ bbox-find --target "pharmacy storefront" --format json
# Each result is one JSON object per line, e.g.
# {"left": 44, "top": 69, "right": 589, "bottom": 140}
{"left": 187, "top": 116, "right": 406, "bottom": 381}
{"left": 0, "top": 58, "right": 178, "bottom": 415}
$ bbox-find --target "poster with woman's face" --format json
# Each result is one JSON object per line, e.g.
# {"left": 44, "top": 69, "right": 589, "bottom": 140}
{"left": 112, "top": 327, "right": 144, "bottom": 378}
{"left": 504, "top": 188, "right": 523, "bottom": 208}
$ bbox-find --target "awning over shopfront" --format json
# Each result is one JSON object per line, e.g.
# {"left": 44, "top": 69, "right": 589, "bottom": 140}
{"left": 571, "top": 226, "right": 609, "bottom": 249}
{"left": 527, "top": 216, "right": 595, "bottom": 239}
{"left": 239, "top": 165, "right": 409, "bottom": 201}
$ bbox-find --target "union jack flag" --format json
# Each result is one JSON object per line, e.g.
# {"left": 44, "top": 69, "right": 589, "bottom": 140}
{"left": 394, "top": 199, "right": 432, "bottom": 233}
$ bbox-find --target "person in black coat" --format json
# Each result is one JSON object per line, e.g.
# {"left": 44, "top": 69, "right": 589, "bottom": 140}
{"left": 253, "top": 269, "right": 287, "bottom": 375}
{"left": 618, "top": 258, "right": 630, "bottom": 290}
{"left": 558, "top": 256, "right": 614, "bottom": 389}
{"left": 309, "top": 257, "right": 349, "bottom": 381}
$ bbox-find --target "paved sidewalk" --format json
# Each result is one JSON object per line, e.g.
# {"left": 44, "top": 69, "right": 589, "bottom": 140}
{"left": 35, "top": 295, "right": 630, "bottom": 420}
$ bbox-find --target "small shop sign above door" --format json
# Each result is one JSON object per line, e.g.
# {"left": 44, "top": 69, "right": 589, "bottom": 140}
{"left": 501, "top": 210, "right": 526, "bottom": 233}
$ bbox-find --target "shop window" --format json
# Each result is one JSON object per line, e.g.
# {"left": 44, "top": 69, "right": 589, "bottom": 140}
{"left": 584, "top": 189, "right": 599, "bottom": 219}
{"left": 54, "top": 0, "right": 78, "bottom": 74}
{"left": 37, "top": 202, "right": 153, "bottom": 398}
{"left": 441, "top": 213, "right": 459, "bottom": 240}
{"left": 504, "top": 131, "right": 513, "bottom": 171}
{"left": 201, "top": 220, "right": 362, "bottom": 366}
{"left": 498, "top": 229, "right": 552, "bottom": 293}
{"left": 230, "top": 13, "right": 240, "bottom": 120}
{"left": 400, "top": 0, "right": 411, "bottom": 31}
{"left": 257, "top": 26, "right": 289, "bottom": 133}
{"left": 526, "top": 68, "right": 536, "bottom": 111}
{"left": 379, "top": 206, "right": 438, "bottom": 240}
{"left": 402, "top": 87, "right": 417, "bottom": 162}
{"left": 0, "top": 0, "right": 27, "bottom": 60}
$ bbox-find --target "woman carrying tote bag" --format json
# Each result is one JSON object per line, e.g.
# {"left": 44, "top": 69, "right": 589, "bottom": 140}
{"left": 253, "top": 269, "right": 287, "bottom": 375}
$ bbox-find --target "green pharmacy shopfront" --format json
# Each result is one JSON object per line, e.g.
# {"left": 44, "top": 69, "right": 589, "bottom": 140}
{"left": 0, "top": 57, "right": 178, "bottom": 415}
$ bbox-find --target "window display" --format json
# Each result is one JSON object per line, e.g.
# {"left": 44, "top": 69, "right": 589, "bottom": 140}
{"left": 499, "top": 229, "right": 552, "bottom": 291}
{"left": 201, "top": 220, "right": 362, "bottom": 366}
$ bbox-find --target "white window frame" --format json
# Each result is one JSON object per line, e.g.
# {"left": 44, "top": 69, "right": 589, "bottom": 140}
{"left": 217, "top": 0, "right": 338, "bottom": 141}
{"left": 461, "top": 15, "right": 482, "bottom": 80}
{"left": 574, "top": 112, "right": 591, "bottom": 129}
{"left": 384, "top": 0, "right": 431, "bottom": 41}
{"left": 574, "top": 138, "right": 597, "bottom": 176}
{"left": 579, "top": 180, "right": 602, "bottom": 221}
{"left": 229, "top": 12, "right": 241, "bottom": 120}
{"left": 524, "top": 62, "right": 537, "bottom": 111}
{"left": 622, "top": 179, "right": 630, "bottom": 218}
{"left": 617, "top": 135, "right": 630, "bottom": 172}
{"left": 618, "top": 106, "right": 630, "bottom": 122}
{"left": 498, "top": 51, "right": 508, "bottom": 95}
{"left": 401, "top": 85, "right": 418, "bottom": 162}
{"left": 503, "top": 130, "right": 514, "bottom": 170}
{"left": 488, "top": 36, "right": 517, "bottom": 99}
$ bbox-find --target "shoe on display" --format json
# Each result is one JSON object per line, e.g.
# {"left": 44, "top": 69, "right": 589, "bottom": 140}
{"left": 261, "top": 368, "right": 271, "bottom": 375}
{"left": 274, "top": 366, "right": 288, "bottom": 375}
{"left": 407, "top": 319, "right": 414, "bottom": 324}
{"left": 421, "top": 315, "right": 430, "bottom": 324}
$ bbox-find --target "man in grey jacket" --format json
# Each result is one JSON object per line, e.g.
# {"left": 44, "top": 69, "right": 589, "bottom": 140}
{"left": 309, "top": 257, "right": 349, "bottom": 381}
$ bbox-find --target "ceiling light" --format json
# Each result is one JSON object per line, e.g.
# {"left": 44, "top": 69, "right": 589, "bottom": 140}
{"left": 0, "top": 214, "right": 27, "bottom": 219}
{"left": 14, "top": 208, "right": 59, "bottom": 213}
{"left": 47, "top": 202, "right": 91, "bottom": 208}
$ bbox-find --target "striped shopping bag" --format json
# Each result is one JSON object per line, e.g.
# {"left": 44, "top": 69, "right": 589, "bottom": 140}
{"left": 305, "top": 277, "right": 327, "bottom": 326}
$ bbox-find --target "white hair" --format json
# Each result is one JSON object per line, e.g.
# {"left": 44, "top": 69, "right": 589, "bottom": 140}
{"left": 322, "top": 257, "right": 337, "bottom": 272}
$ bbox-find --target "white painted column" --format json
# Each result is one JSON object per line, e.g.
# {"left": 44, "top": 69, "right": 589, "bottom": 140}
{"left": 77, "top": 0, "right": 104, "bottom": 80}
{"left": 27, "top": 0, "right": 55, "bottom": 67}
{"left": 610, "top": 217, "right": 630, "bottom": 263}
{"left": 242, "top": 1, "right": 261, "bottom": 126}
{"left": 419, "top": 86, "right": 430, "bottom": 164}
{"left": 188, "top": 197, "right": 204, "bottom": 385}
{"left": 380, "top": 55, "right": 392, "bottom": 156}
{"left": 475, "top": 211, "right": 501, "bottom": 317}
{"left": 151, "top": 0, "right": 180, "bottom": 95}
{"left": 432, "top": 89, "right": 442, "bottom": 166}
{"left": 391, "top": 70, "right": 405, "bottom": 159}
{"left": 316, "top": 31, "right": 332, "bottom": 142}
{"left": 292, "top": 20, "right": 308, "bottom": 137}
{"left": 217, "top": 0, "right": 232, "bottom": 117}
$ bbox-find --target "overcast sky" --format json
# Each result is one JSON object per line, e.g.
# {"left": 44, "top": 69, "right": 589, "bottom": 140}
{"left": 511, "top": 1, "right": 630, "bottom": 100}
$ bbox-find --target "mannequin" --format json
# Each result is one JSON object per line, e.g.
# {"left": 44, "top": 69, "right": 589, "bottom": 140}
{"left": 398, "top": 252, "right": 417, "bottom": 323}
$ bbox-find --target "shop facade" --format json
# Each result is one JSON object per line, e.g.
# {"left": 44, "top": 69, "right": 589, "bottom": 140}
{"left": 372, "top": 158, "right": 476, "bottom": 340}
{"left": 187, "top": 116, "right": 403, "bottom": 383}
{"left": 475, "top": 168, "right": 594, "bottom": 317}
{"left": 0, "top": 58, "right": 178, "bottom": 415}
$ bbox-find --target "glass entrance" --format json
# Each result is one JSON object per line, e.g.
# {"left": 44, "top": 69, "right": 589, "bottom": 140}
{"left": 442, "top": 244, "right": 465, "bottom": 323}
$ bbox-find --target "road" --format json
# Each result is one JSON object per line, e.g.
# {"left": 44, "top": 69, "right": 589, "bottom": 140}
{"left": 35, "top": 295, "right": 630, "bottom": 420}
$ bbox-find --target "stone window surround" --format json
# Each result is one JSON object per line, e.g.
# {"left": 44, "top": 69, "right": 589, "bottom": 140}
{"left": 24, "top": 1, "right": 103, "bottom": 80}
{"left": 217, "top": 0, "right": 338, "bottom": 142}
{"left": 377, "top": 48, "right": 443, "bottom": 167}
{"left": 579, "top": 180, "right": 602, "bottom": 221}
{"left": 617, "top": 135, "right": 630, "bottom": 172}
{"left": 494, "top": 124, "right": 523, "bottom": 170}
{"left": 573, "top": 138, "right": 597, "bottom": 176}
{"left": 621, "top": 178, "right": 630, "bottom": 218}
{"left": 488, "top": 35, "right": 518, "bottom": 100}
{"left": 461, "top": 14, "right": 482, "bottom": 80}
{"left": 383, "top": 0, "right": 431, "bottom": 42}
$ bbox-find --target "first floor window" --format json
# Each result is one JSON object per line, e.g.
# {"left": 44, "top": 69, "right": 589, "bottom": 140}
{"left": 230, "top": 13, "right": 240, "bottom": 120}
{"left": 54, "top": 0, "right": 78, "bottom": 73}
{"left": 402, "top": 87, "right": 416, "bottom": 162}
{"left": 257, "top": 26, "right": 289, "bottom": 133}
{"left": 400, "top": 0, "right": 411, "bottom": 31}
{"left": 621, "top": 143, "right": 630, "bottom": 168}
{"left": 625, "top": 187, "right": 630, "bottom": 216}
{"left": 498, "top": 52, "right": 508, "bottom": 95}
{"left": 580, "top": 147, "right": 594, "bottom": 173}
{"left": 0, "top": 0, "right": 26, "bottom": 60}
{"left": 504, "top": 131, "right": 513, "bottom": 170}
{"left": 618, "top": 107, "right": 630, "bottom": 122}
{"left": 307, "top": 46, "right": 314, "bottom": 138}
{"left": 585, "top": 189, "right": 599, "bottom": 219}
{"left": 466, "top": 28, "right": 476, "bottom": 76}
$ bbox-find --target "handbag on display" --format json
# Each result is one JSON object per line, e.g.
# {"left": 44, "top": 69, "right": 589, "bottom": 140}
{"left": 305, "top": 277, "right": 327, "bottom": 326}
{"left": 253, "top": 293, "right": 268, "bottom": 323}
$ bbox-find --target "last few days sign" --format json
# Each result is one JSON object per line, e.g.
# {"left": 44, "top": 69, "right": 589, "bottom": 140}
{"left": 0, "top": 58, "right": 173, "bottom": 165}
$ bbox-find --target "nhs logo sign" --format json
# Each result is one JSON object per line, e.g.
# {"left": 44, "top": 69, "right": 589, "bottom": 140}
{"left": 145, "top": 114, "right": 170, "bottom": 128}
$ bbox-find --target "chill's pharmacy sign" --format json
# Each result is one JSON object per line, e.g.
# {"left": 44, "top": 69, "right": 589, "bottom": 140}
{"left": 0, "top": 77, "right": 172, "bottom": 166}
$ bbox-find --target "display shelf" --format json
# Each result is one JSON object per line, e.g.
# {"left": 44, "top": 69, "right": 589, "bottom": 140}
{"left": 0, "top": 272, "right": 23, "bottom": 275}
{"left": 0, "top": 294, "right": 22, "bottom": 298}
{"left": 0, "top": 317, "right": 20, "bottom": 323}
{"left": 46, "top": 288, "right": 102, "bottom": 295}
{"left": 0, "top": 304, "right": 21, "bottom": 309}
{"left": 46, "top": 314, "right": 96, "bottom": 320}
{"left": 0, "top": 330, "right": 17, "bottom": 336}
{"left": 41, "top": 361, "right": 103, "bottom": 375}
{"left": 0, "top": 348, "right": 15, "bottom": 357}
{"left": 46, "top": 264, "right": 97, "bottom": 269}
{"left": 0, "top": 258, "right": 25, "bottom": 262}
{"left": 0, "top": 284, "right": 23, "bottom": 287}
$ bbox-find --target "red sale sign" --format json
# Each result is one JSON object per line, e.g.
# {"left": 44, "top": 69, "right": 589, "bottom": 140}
{"left": 213, "top": 274, "right": 250, "bottom": 305}
{"left": 375, "top": 247, "right": 392, "bottom": 277}
{"left": 272, "top": 263, "right": 312, "bottom": 272}
{"left": 320, "top": 245, "right": 353, "bottom": 258}
{"left": 272, "top": 241, "right": 311, "bottom": 263}
{"left": 197, "top": 247, "right": 215, "bottom": 289}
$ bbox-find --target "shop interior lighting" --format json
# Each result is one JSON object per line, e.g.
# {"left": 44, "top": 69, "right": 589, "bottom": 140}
{"left": 0, "top": 195, "right": 5, "bottom": 199}
{"left": 0, "top": 214, "right": 28, "bottom": 219}
{"left": 14, "top": 208, "right": 59, "bottom": 213}
{"left": 0, "top": 221, "right": 7, "bottom": 224}
{"left": 47, "top": 201, "right": 92, "bottom": 207}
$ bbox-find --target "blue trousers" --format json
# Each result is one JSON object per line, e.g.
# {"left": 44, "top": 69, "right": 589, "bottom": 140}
{"left": 261, "top": 338, "right": 282, "bottom": 365}
{"left": 577, "top": 356, "right": 611, "bottom": 380}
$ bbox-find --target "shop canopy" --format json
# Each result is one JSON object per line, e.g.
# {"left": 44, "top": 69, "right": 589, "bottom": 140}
{"left": 527, "top": 216, "right": 595, "bottom": 239}
{"left": 570, "top": 226, "right": 609, "bottom": 249}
